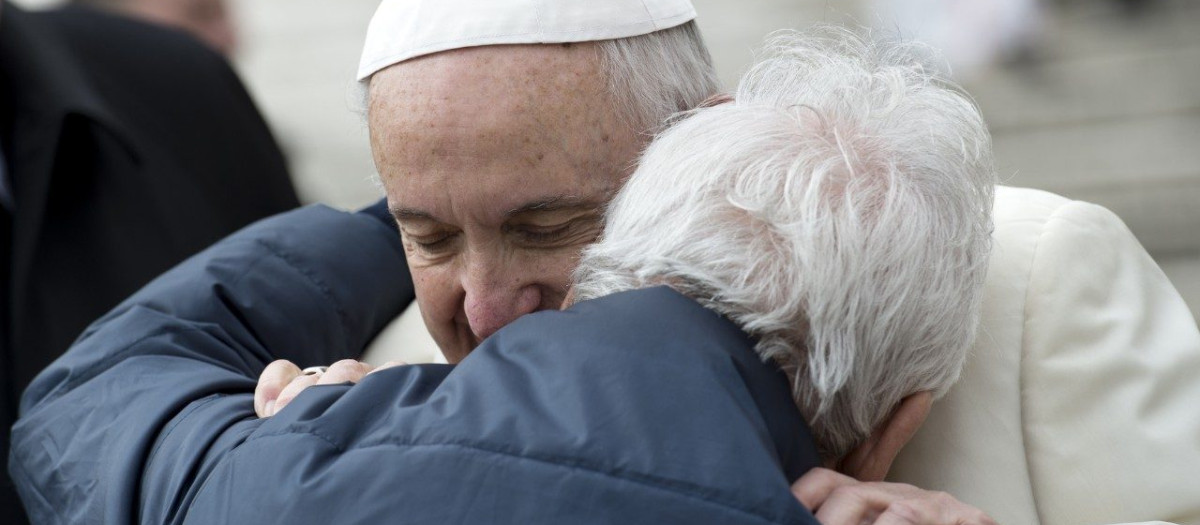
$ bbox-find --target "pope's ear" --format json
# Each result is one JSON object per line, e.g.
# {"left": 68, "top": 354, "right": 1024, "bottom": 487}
{"left": 836, "top": 391, "right": 933, "bottom": 482}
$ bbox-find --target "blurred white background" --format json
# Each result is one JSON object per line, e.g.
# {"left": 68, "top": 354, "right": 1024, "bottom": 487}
{"left": 14, "top": 0, "right": 1200, "bottom": 319}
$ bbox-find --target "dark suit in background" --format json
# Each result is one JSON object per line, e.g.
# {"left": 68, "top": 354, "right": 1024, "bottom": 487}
{"left": 0, "top": 4, "right": 299, "bottom": 521}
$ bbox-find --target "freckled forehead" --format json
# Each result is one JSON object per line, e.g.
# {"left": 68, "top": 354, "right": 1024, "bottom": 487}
{"left": 369, "top": 44, "right": 611, "bottom": 132}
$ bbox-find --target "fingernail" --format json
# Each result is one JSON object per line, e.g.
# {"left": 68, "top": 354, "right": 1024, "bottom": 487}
{"left": 264, "top": 400, "right": 275, "bottom": 417}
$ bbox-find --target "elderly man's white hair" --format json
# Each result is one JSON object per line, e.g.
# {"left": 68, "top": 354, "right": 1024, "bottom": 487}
{"left": 573, "top": 27, "right": 997, "bottom": 460}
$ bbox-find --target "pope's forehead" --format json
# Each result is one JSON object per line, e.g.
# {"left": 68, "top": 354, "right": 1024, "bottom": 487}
{"left": 368, "top": 43, "right": 608, "bottom": 111}
{"left": 366, "top": 42, "right": 637, "bottom": 174}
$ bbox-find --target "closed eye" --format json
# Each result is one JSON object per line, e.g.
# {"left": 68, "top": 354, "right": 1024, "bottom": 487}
{"left": 513, "top": 224, "right": 572, "bottom": 244}
{"left": 403, "top": 231, "right": 458, "bottom": 255}
{"left": 506, "top": 215, "right": 602, "bottom": 248}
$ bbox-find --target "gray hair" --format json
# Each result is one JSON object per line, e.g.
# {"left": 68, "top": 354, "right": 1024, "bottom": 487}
{"left": 597, "top": 21, "right": 721, "bottom": 133}
{"left": 573, "top": 26, "right": 997, "bottom": 460}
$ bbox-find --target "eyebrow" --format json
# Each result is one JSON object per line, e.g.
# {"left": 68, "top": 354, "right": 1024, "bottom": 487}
{"left": 390, "top": 207, "right": 436, "bottom": 222}
{"left": 390, "top": 195, "right": 603, "bottom": 223}
{"left": 506, "top": 195, "right": 600, "bottom": 216}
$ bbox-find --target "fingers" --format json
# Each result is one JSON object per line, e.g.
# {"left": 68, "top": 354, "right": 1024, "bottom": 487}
{"left": 791, "top": 468, "right": 857, "bottom": 510}
{"left": 872, "top": 492, "right": 998, "bottom": 525}
{"left": 366, "top": 360, "right": 406, "bottom": 376}
{"left": 271, "top": 372, "right": 322, "bottom": 416}
{"left": 260, "top": 359, "right": 408, "bottom": 418}
{"left": 870, "top": 495, "right": 952, "bottom": 525}
{"left": 872, "top": 504, "right": 925, "bottom": 525}
{"left": 255, "top": 360, "right": 301, "bottom": 417}
{"left": 815, "top": 480, "right": 918, "bottom": 525}
{"left": 792, "top": 469, "right": 997, "bottom": 525}
{"left": 314, "top": 359, "right": 373, "bottom": 386}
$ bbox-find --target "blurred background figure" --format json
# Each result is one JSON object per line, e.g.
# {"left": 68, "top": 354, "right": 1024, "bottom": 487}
{"left": 869, "top": 0, "right": 1045, "bottom": 80}
{"left": 1, "top": 1, "right": 298, "bottom": 522}
{"left": 71, "top": 0, "right": 237, "bottom": 56}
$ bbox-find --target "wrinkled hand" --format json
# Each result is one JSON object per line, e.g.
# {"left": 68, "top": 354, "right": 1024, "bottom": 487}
{"left": 792, "top": 468, "right": 997, "bottom": 525}
{"left": 254, "top": 359, "right": 405, "bottom": 417}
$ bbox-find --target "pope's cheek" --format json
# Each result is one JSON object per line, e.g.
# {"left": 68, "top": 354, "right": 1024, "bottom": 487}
{"left": 410, "top": 268, "right": 460, "bottom": 331}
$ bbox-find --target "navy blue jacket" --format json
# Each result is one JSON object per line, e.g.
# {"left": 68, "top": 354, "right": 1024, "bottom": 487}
{"left": 10, "top": 205, "right": 820, "bottom": 524}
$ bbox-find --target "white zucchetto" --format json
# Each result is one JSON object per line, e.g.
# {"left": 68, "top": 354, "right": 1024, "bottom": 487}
{"left": 357, "top": 0, "right": 697, "bottom": 82}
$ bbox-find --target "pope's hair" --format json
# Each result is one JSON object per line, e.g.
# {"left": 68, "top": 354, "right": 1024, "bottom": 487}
{"left": 597, "top": 21, "right": 721, "bottom": 134}
{"left": 573, "top": 26, "right": 997, "bottom": 460}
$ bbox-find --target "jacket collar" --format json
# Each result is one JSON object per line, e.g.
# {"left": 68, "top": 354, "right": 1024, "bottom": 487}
{"left": 586, "top": 286, "right": 822, "bottom": 481}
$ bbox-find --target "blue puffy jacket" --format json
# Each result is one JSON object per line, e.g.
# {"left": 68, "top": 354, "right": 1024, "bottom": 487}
{"left": 10, "top": 204, "right": 821, "bottom": 524}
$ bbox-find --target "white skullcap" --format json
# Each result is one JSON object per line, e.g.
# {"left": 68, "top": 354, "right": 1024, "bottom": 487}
{"left": 357, "top": 0, "right": 697, "bottom": 82}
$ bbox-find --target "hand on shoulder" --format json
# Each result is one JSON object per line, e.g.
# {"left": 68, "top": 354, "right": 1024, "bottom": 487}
{"left": 254, "top": 358, "right": 406, "bottom": 417}
{"left": 792, "top": 468, "right": 997, "bottom": 525}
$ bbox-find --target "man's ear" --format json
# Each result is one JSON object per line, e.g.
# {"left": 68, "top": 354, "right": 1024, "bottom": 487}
{"left": 836, "top": 391, "right": 933, "bottom": 482}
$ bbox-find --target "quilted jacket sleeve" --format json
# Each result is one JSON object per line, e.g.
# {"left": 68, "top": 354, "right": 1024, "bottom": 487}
{"left": 8, "top": 205, "right": 412, "bottom": 525}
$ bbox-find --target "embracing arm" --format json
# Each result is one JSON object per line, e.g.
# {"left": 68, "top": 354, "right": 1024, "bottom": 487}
{"left": 9, "top": 204, "right": 411, "bottom": 524}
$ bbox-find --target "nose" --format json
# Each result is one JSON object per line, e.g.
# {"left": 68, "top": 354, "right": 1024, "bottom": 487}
{"left": 462, "top": 270, "right": 544, "bottom": 343}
